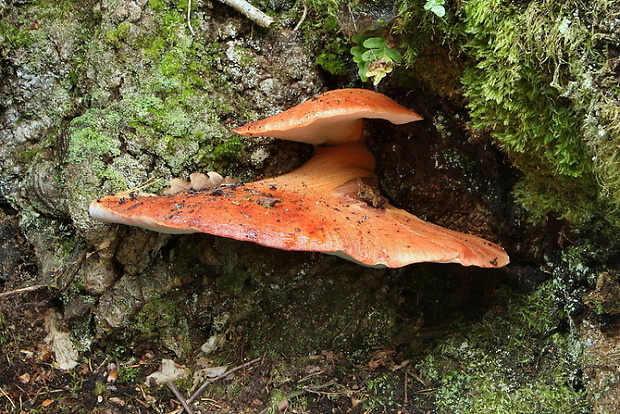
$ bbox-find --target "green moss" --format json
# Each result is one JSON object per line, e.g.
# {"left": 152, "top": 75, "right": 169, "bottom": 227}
{"left": 134, "top": 297, "right": 193, "bottom": 356}
{"left": 394, "top": 0, "right": 620, "bottom": 233}
{"left": 205, "top": 136, "right": 244, "bottom": 166}
{"left": 117, "top": 365, "right": 141, "bottom": 385}
{"left": 461, "top": 0, "right": 590, "bottom": 177}
{"left": 365, "top": 373, "right": 399, "bottom": 409}
{"left": 59, "top": 0, "right": 257, "bottom": 196}
{"left": 104, "top": 21, "right": 131, "bottom": 44}
{"left": 396, "top": 0, "right": 463, "bottom": 87}
{"left": 148, "top": 0, "right": 165, "bottom": 12}
{"left": 512, "top": 174, "right": 599, "bottom": 225}
{"left": 265, "top": 389, "right": 291, "bottom": 414}
{"left": 66, "top": 110, "right": 128, "bottom": 189}
{"left": 19, "top": 144, "right": 47, "bottom": 164}
{"left": 67, "top": 79, "right": 237, "bottom": 185}
{"left": 0, "top": 21, "right": 34, "bottom": 48}
{"left": 135, "top": 298, "right": 180, "bottom": 333}
{"left": 93, "top": 380, "right": 106, "bottom": 396}
{"left": 416, "top": 282, "right": 589, "bottom": 413}
{"left": 67, "top": 112, "right": 122, "bottom": 163}
{"left": 315, "top": 49, "right": 349, "bottom": 76}
{"left": 297, "top": 1, "right": 353, "bottom": 76}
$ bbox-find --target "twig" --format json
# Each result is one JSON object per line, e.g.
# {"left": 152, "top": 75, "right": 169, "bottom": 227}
{"left": 0, "top": 284, "right": 48, "bottom": 299}
{"left": 187, "top": 0, "right": 195, "bottom": 36}
{"left": 293, "top": 3, "right": 308, "bottom": 32}
{"left": 167, "top": 381, "right": 194, "bottom": 414}
{"left": 216, "top": 0, "right": 274, "bottom": 27}
{"left": 299, "top": 381, "right": 337, "bottom": 396}
{"left": 404, "top": 367, "right": 408, "bottom": 404}
{"left": 0, "top": 386, "right": 16, "bottom": 410}
{"left": 407, "top": 366, "right": 427, "bottom": 387}
{"left": 257, "top": 381, "right": 336, "bottom": 414}
{"left": 113, "top": 176, "right": 163, "bottom": 197}
{"left": 176, "top": 357, "right": 262, "bottom": 414}
{"left": 16, "top": 250, "right": 90, "bottom": 309}
{"left": 415, "top": 387, "right": 437, "bottom": 394}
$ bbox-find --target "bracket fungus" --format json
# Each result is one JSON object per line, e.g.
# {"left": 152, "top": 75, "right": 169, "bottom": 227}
{"left": 90, "top": 89, "right": 508, "bottom": 268}
{"left": 233, "top": 88, "right": 423, "bottom": 145}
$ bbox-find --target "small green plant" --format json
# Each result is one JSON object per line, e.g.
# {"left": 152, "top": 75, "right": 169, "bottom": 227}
{"left": 365, "top": 373, "right": 399, "bottom": 408}
{"left": 117, "top": 365, "right": 141, "bottom": 384}
{"left": 351, "top": 35, "right": 402, "bottom": 85}
{"left": 424, "top": 0, "right": 446, "bottom": 17}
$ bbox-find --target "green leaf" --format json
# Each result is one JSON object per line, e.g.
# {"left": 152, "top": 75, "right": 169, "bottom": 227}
{"left": 352, "top": 34, "right": 367, "bottom": 45}
{"left": 361, "top": 49, "right": 381, "bottom": 61}
{"left": 362, "top": 37, "right": 387, "bottom": 49}
{"left": 424, "top": 0, "right": 446, "bottom": 17}
{"left": 431, "top": 5, "right": 445, "bottom": 17}
{"left": 358, "top": 66, "right": 369, "bottom": 82}
{"left": 371, "top": 71, "right": 386, "bottom": 86}
{"left": 350, "top": 46, "right": 366, "bottom": 58}
{"left": 357, "top": 61, "right": 369, "bottom": 80}
{"left": 383, "top": 48, "right": 402, "bottom": 63}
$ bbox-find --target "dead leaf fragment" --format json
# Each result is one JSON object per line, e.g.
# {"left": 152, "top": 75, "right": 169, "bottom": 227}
{"left": 145, "top": 359, "right": 189, "bottom": 386}
{"left": 44, "top": 309, "right": 79, "bottom": 370}
{"left": 18, "top": 372, "right": 31, "bottom": 384}
{"left": 109, "top": 396, "right": 126, "bottom": 406}
{"left": 41, "top": 399, "right": 54, "bottom": 407}
{"left": 277, "top": 397, "right": 289, "bottom": 412}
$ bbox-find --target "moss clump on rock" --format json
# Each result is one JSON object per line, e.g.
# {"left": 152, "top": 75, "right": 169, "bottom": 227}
{"left": 395, "top": 0, "right": 620, "bottom": 232}
{"left": 417, "top": 281, "right": 589, "bottom": 413}
{"left": 134, "top": 297, "right": 193, "bottom": 357}
{"left": 462, "top": 0, "right": 590, "bottom": 176}
{"left": 459, "top": 0, "right": 604, "bottom": 227}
